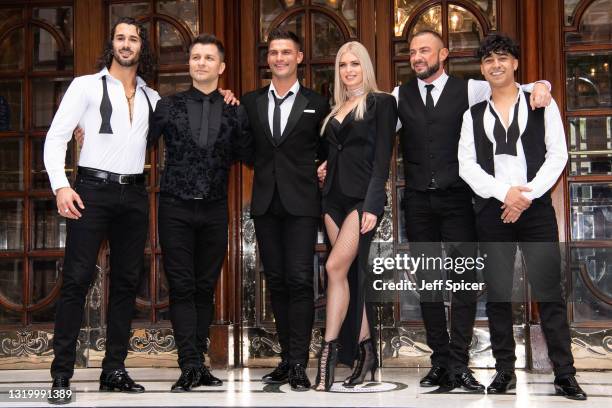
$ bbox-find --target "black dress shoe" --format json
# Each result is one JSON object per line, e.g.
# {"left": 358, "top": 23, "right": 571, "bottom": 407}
{"left": 262, "top": 360, "right": 290, "bottom": 384}
{"left": 454, "top": 370, "right": 485, "bottom": 392}
{"left": 487, "top": 371, "right": 516, "bottom": 394}
{"left": 48, "top": 377, "right": 72, "bottom": 405}
{"left": 288, "top": 364, "right": 311, "bottom": 392}
{"left": 554, "top": 375, "right": 587, "bottom": 400}
{"left": 171, "top": 367, "right": 201, "bottom": 392}
{"left": 99, "top": 369, "right": 145, "bottom": 393}
{"left": 197, "top": 365, "right": 223, "bottom": 386}
{"left": 420, "top": 366, "right": 447, "bottom": 387}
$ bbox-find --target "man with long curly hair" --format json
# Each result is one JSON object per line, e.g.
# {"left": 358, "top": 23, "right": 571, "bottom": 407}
{"left": 43, "top": 17, "right": 160, "bottom": 404}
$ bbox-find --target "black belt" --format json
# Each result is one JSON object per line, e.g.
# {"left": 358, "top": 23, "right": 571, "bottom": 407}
{"left": 77, "top": 166, "right": 145, "bottom": 185}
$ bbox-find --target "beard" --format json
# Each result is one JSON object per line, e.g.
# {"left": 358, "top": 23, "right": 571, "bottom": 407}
{"left": 413, "top": 59, "right": 441, "bottom": 80}
{"left": 113, "top": 47, "right": 139, "bottom": 67}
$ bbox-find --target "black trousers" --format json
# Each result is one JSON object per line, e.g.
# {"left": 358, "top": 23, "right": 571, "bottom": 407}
{"left": 404, "top": 186, "right": 478, "bottom": 375}
{"left": 51, "top": 176, "right": 148, "bottom": 378}
{"left": 253, "top": 189, "right": 318, "bottom": 366}
{"left": 158, "top": 195, "right": 228, "bottom": 370}
{"left": 476, "top": 199, "right": 575, "bottom": 377}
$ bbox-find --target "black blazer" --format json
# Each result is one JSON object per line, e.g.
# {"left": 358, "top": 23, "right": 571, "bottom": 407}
{"left": 241, "top": 85, "right": 330, "bottom": 217}
{"left": 148, "top": 89, "right": 252, "bottom": 200}
{"left": 321, "top": 92, "right": 398, "bottom": 216}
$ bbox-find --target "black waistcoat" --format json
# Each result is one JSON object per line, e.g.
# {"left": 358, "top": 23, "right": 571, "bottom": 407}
{"left": 397, "top": 76, "right": 469, "bottom": 191}
{"left": 470, "top": 91, "right": 548, "bottom": 213}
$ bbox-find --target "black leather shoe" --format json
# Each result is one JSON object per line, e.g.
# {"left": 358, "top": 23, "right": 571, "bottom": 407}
{"left": 554, "top": 375, "right": 587, "bottom": 400}
{"left": 420, "top": 366, "right": 447, "bottom": 387}
{"left": 48, "top": 377, "right": 72, "bottom": 405}
{"left": 171, "top": 367, "right": 201, "bottom": 392}
{"left": 197, "top": 365, "right": 223, "bottom": 386}
{"left": 99, "top": 369, "right": 145, "bottom": 393}
{"left": 454, "top": 370, "right": 485, "bottom": 392}
{"left": 288, "top": 364, "right": 311, "bottom": 392}
{"left": 262, "top": 360, "right": 290, "bottom": 384}
{"left": 487, "top": 371, "right": 517, "bottom": 394}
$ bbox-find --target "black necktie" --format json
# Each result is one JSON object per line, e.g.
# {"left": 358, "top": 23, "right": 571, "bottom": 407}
{"left": 272, "top": 90, "right": 293, "bottom": 139}
{"left": 99, "top": 77, "right": 113, "bottom": 134}
{"left": 489, "top": 101, "right": 521, "bottom": 156}
{"left": 199, "top": 95, "right": 210, "bottom": 147}
{"left": 424, "top": 84, "right": 435, "bottom": 114}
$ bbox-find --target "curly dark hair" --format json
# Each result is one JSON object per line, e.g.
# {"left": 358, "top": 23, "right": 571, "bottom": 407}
{"left": 476, "top": 33, "right": 520, "bottom": 61}
{"left": 97, "top": 17, "right": 156, "bottom": 81}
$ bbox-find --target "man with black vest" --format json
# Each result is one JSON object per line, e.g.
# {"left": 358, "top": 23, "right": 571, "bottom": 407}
{"left": 392, "top": 29, "right": 552, "bottom": 390}
{"left": 241, "top": 29, "right": 330, "bottom": 391}
{"left": 458, "top": 33, "right": 586, "bottom": 400}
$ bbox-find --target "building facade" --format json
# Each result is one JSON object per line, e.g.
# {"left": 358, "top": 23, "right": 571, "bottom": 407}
{"left": 0, "top": 0, "right": 610, "bottom": 371}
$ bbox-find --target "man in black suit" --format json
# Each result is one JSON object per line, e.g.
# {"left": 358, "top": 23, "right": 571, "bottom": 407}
{"left": 241, "top": 29, "right": 330, "bottom": 391}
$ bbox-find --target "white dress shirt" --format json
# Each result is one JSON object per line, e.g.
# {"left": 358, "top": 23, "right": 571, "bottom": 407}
{"left": 458, "top": 84, "right": 568, "bottom": 203}
{"left": 391, "top": 71, "right": 548, "bottom": 131}
{"left": 44, "top": 67, "right": 160, "bottom": 193}
{"left": 267, "top": 80, "right": 300, "bottom": 136}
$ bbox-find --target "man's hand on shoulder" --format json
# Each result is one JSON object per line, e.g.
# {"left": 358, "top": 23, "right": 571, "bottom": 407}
{"left": 219, "top": 88, "right": 239, "bottom": 106}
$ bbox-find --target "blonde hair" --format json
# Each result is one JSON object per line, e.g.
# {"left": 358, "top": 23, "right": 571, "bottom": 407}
{"left": 321, "top": 41, "right": 380, "bottom": 135}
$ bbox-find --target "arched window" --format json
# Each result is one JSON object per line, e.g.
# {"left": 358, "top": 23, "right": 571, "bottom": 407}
{"left": 257, "top": 0, "right": 358, "bottom": 98}
{"left": 0, "top": 3, "right": 75, "bottom": 327}
{"left": 564, "top": 0, "right": 612, "bottom": 323}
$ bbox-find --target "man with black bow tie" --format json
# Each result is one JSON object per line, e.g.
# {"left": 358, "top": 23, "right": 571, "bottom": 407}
{"left": 44, "top": 18, "right": 160, "bottom": 404}
{"left": 459, "top": 33, "right": 586, "bottom": 400}
{"left": 240, "top": 29, "right": 330, "bottom": 391}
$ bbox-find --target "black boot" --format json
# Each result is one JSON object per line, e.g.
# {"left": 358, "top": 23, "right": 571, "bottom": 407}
{"left": 343, "top": 338, "right": 378, "bottom": 387}
{"left": 314, "top": 340, "right": 340, "bottom": 391}
{"left": 171, "top": 367, "right": 201, "bottom": 392}
{"left": 554, "top": 375, "right": 587, "bottom": 400}
{"left": 48, "top": 377, "right": 72, "bottom": 405}
{"left": 197, "top": 365, "right": 223, "bottom": 386}
{"left": 99, "top": 369, "right": 145, "bottom": 393}
{"left": 262, "top": 360, "right": 290, "bottom": 384}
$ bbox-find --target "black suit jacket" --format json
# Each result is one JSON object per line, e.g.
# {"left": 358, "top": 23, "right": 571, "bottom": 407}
{"left": 321, "top": 92, "right": 398, "bottom": 216}
{"left": 241, "top": 85, "right": 330, "bottom": 217}
{"left": 148, "top": 89, "right": 252, "bottom": 200}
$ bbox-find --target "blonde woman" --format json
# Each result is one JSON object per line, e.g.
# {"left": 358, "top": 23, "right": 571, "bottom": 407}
{"left": 314, "top": 41, "right": 397, "bottom": 391}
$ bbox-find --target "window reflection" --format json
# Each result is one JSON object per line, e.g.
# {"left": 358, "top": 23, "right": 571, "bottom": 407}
{"left": 33, "top": 199, "right": 67, "bottom": 249}
{"left": 568, "top": 116, "right": 612, "bottom": 175}
{"left": 571, "top": 247, "right": 612, "bottom": 322}
{"left": 30, "top": 258, "right": 62, "bottom": 323}
{"left": 0, "top": 200, "right": 23, "bottom": 251}
{"left": 0, "top": 138, "right": 24, "bottom": 191}
{"left": 566, "top": 52, "right": 611, "bottom": 110}
{"left": 0, "top": 29, "right": 25, "bottom": 72}
{"left": 448, "top": 5, "right": 483, "bottom": 50}
{"left": 0, "top": 80, "right": 23, "bottom": 131}
{"left": 32, "top": 78, "right": 71, "bottom": 128}
{"left": 565, "top": 0, "right": 612, "bottom": 44}
{"left": 571, "top": 183, "right": 612, "bottom": 240}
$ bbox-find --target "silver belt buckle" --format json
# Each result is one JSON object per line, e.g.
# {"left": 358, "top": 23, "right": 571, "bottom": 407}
{"left": 193, "top": 197, "right": 204, "bottom": 200}
{"left": 119, "top": 175, "right": 130, "bottom": 184}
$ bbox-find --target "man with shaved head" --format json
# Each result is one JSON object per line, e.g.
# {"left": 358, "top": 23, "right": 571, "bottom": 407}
{"left": 392, "top": 29, "right": 552, "bottom": 391}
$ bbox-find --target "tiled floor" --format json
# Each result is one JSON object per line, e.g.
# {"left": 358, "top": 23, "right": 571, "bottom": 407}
{"left": 0, "top": 367, "right": 610, "bottom": 407}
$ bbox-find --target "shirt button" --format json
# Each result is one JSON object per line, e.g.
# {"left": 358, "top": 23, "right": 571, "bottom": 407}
{"left": 337, "top": 144, "right": 343, "bottom": 151}
{"left": 429, "top": 154, "right": 434, "bottom": 158}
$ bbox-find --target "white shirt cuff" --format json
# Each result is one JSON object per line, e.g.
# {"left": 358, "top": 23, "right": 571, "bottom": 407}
{"left": 492, "top": 183, "right": 511, "bottom": 203}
